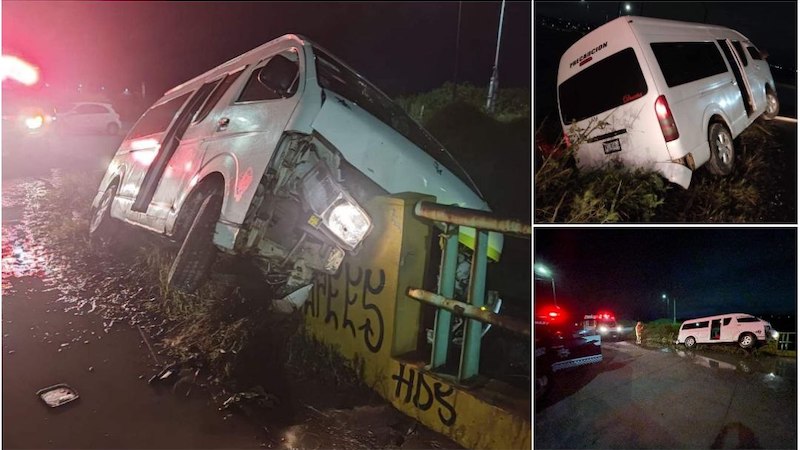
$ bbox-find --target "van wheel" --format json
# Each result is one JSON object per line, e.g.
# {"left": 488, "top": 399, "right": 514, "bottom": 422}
{"left": 763, "top": 89, "right": 780, "bottom": 120}
{"left": 89, "top": 183, "right": 121, "bottom": 248}
{"left": 738, "top": 333, "right": 756, "bottom": 349}
{"left": 706, "top": 123, "right": 734, "bottom": 176}
{"left": 167, "top": 192, "right": 222, "bottom": 293}
{"left": 685, "top": 336, "right": 696, "bottom": 349}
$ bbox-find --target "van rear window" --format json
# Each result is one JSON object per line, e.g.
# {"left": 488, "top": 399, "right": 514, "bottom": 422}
{"left": 558, "top": 47, "right": 648, "bottom": 124}
{"left": 650, "top": 42, "right": 727, "bottom": 88}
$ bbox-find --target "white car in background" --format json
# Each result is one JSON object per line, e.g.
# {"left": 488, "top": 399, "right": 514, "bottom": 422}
{"left": 58, "top": 102, "right": 121, "bottom": 135}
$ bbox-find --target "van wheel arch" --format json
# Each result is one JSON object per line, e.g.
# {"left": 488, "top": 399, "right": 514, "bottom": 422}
{"left": 763, "top": 84, "right": 779, "bottom": 120}
{"left": 738, "top": 332, "right": 757, "bottom": 349}
{"left": 172, "top": 173, "right": 226, "bottom": 242}
{"left": 706, "top": 120, "right": 735, "bottom": 176}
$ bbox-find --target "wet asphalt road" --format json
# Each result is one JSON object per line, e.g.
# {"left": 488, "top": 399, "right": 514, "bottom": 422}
{"left": 535, "top": 341, "right": 797, "bottom": 449}
{"left": 1, "top": 131, "right": 273, "bottom": 448}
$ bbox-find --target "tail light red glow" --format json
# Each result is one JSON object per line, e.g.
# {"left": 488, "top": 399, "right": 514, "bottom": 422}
{"left": 655, "top": 95, "right": 679, "bottom": 142}
{"left": 563, "top": 132, "right": 571, "bottom": 147}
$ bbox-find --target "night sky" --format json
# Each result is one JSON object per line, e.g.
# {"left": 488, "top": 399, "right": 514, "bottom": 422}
{"left": 3, "top": 1, "right": 531, "bottom": 99}
{"left": 535, "top": 229, "right": 797, "bottom": 321}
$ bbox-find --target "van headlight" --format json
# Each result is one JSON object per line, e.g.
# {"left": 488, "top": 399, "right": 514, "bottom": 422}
{"left": 302, "top": 164, "right": 372, "bottom": 251}
{"left": 598, "top": 326, "right": 608, "bottom": 334}
{"left": 771, "top": 330, "right": 779, "bottom": 339}
{"left": 324, "top": 199, "right": 371, "bottom": 249}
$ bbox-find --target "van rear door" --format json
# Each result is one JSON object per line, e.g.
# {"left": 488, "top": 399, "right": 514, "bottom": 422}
{"left": 557, "top": 21, "right": 669, "bottom": 179}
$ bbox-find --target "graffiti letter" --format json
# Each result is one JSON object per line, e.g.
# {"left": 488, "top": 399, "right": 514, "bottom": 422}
{"left": 342, "top": 263, "right": 362, "bottom": 338}
{"left": 391, "top": 364, "right": 415, "bottom": 404}
{"left": 358, "top": 268, "right": 385, "bottom": 353}
{"left": 434, "top": 382, "right": 457, "bottom": 427}
{"left": 324, "top": 270, "right": 341, "bottom": 329}
{"left": 413, "top": 371, "right": 434, "bottom": 411}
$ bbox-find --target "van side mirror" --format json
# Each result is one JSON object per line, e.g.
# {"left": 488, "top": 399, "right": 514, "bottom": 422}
{"left": 259, "top": 55, "right": 299, "bottom": 98}
{"left": 760, "top": 50, "right": 769, "bottom": 60}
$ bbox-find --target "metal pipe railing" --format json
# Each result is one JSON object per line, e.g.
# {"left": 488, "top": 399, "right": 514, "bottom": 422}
{"left": 414, "top": 201, "right": 531, "bottom": 237}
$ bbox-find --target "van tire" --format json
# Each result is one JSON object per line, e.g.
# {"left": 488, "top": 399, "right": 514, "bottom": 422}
{"left": 706, "top": 123, "right": 734, "bottom": 176}
{"left": 89, "top": 182, "right": 121, "bottom": 248}
{"left": 763, "top": 88, "right": 780, "bottom": 120}
{"left": 738, "top": 333, "right": 756, "bottom": 349}
{"left": 167, "top": 192, "right": 222, "bottom": 293}
{"left": 685, "top": 336, "right": 696, "bottom": 349}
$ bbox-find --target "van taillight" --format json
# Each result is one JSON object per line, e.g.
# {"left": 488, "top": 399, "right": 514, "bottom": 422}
{"left": 563, "top": 132, "right": 571, "bottom": 147}
{"left": 655, "top": 95, "right": 679, "bottom": 142}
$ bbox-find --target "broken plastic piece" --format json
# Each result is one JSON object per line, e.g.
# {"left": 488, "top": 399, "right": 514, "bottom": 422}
{"left": 37, "top": 384, "right": 79, "bottom": 408}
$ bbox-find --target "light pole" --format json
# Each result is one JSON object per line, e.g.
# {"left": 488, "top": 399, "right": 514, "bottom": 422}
{"left": 485, "top": 0, "right": 506, "bottom": 113}
{"left": 662, "top": 293, "right": 676, "bottom": 324}
{"left": 535, "top": 264, "right": 557, "bottom": 307}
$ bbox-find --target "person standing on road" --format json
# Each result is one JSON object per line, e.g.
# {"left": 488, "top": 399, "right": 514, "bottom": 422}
{"left": 635, "top": 321, "right": 644, "bottom": 345}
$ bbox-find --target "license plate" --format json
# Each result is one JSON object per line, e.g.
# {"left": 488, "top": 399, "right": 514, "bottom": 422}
{"left": 603, "top": 139, "right": 622, "bottom": 154}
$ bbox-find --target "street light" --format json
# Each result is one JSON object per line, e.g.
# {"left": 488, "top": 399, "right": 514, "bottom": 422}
{"left": 662, "top": 293, "right": 676, "bottom": 324}
{"left": 535, "top": 264, "right": 557, "bottom": 307}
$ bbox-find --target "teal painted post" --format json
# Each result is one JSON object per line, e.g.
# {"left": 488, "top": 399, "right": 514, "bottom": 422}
{"left": 459, "top": 229, "right": 488, "bottom": 382}
{"left": 430, "top": 226, "right": 459, "bottom": 370}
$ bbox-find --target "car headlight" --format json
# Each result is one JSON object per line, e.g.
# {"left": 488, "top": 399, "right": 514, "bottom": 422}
{"left": 617, "top": 326, "right": 623, "bottom": 332}
{"left": 771, "top": 330, "right": 779, "bottom": 339}
{"left": 324, "top": 199, "right": 371, "bottom": 249}
{"left": 598, "top": 326, "right": 608, "bottom": 334}
{"left": 302, "top": 164, "right": 372, "bottom": 251}
{"left": 24, "top": 114, "right": 44, "bottom": 130}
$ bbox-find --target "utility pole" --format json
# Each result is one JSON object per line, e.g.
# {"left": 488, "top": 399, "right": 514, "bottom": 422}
{"left": 485, "top": 0, "right": 506, "bottom": 113}
{"left": 452, "top": 1, "right": 462, "bottom": 102}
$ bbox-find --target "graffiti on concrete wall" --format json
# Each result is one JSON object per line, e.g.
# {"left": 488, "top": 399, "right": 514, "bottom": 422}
{"left": 304, "top": 263, "right": 386, "bottom": 353}
{"left": 391, "top": 363, "right": 457, "bottom": 427}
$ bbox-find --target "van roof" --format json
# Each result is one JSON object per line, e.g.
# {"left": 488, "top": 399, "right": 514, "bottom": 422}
{"left": 163, "top": 34, "right": 308, "bottom": 98}
{"left": 680, "top": 313, "right": 758, "bottom": 323}
{"left": 558, "top": 15, "right": 750, "bottom": 84}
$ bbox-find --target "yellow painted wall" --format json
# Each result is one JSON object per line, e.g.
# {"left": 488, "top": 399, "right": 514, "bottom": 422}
{"left": 302, "top": 194, "right": 531, "bottom": 449}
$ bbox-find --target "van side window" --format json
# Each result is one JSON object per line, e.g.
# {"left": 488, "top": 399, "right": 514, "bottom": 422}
{"left": 650, "top": 42, "right": 727, "bottom": 88}
{"left": 194, "top": 68, "right": 246, "bottom": 123}
{"left": 683, "top": 321, "right": 709, "bottom": 330}
{"left": 746, "top": 46, "right": 763, "bottom": 60}
{"left": 723, "top": 318, "right": 731, "bottom": 326}
{"left": 128, "top": 93, "right": 191, "bottom": 140}
{"left": 732, "top": 41, "right": 748, "bottom": 66}
{"left": 237, "top": 54, "right": 299, "bottom": 103}
{"left": 557, "top": 47, "right": 648, "bottom": 123}
{"left": 737, "top": 317, "right": 760, "bottom": 323}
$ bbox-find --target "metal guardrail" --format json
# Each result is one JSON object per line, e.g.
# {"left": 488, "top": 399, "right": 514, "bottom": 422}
{"left": 777, "top": 332, "right": 796, "bottom": 351}
{"left": 408, "top": 201, "right": 531, "bottom": 383}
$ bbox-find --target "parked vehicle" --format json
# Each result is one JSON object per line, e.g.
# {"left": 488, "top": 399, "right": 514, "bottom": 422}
{"left": 675, "top": 313, "right": 778, "bottom": 349}
{"left": 535, "top": 305, "right": 602, "bottom": 402}
{"left": 2, "top": 58, "right": 56, "bottom": 156}
{"left": 57, "top": 102, "right": 121, "bottom": 135}
{"left": 89, "top": 34, "right": 502, "bottom": 298}
{"left": 581, "top": 312, "right": 623, "bottom": 340}
{"left": 557, "top": 16, "right": 778, "bottom": 188}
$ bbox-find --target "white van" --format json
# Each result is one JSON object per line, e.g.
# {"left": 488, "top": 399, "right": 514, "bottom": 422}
{"left": 675, "top": 313, "right": 778, "bottom": 349}
{"left": 89, "top": 34, "right": 502, "bottom": 296}
{"left": 557, "top": 16, "right": 779, "bottom": 188}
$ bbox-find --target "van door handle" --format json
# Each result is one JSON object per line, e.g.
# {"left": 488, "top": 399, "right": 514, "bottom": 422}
{"left": 217, "top": 117, "right": 230, "bottom": 131}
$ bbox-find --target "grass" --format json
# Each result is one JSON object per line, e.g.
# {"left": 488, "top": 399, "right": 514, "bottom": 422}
{"left": 534, "top": 119, "right": 787, "bottom": 223}
{"left": 32, "top": 171, "right": 368, "bottom": 393}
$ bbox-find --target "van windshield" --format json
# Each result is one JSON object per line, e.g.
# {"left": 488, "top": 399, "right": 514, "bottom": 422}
{"left": 558, "top": 47, "right": 648, "bottom": 124}
{"left": 312, "top": 46, "right": 481, "bottom": 196}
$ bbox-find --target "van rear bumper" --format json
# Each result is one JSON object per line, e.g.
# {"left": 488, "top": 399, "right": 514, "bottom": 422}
{"left": 654, "top": 162, "right": 692, "bottom": 189}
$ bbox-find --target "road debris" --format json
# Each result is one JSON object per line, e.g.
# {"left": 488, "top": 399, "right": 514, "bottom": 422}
{"left": 37, "top": 384, "right": 79, "bottom": 408}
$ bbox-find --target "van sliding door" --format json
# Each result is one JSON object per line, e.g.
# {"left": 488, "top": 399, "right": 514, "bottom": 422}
{"left": 717, "top": 39, "right": 755, "bottom": 117}
{"left": 710, "top": 319, "right": 721, "bottom": 340}
{"left": 131, "top": 82, "right": 218, "bottom": 213}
